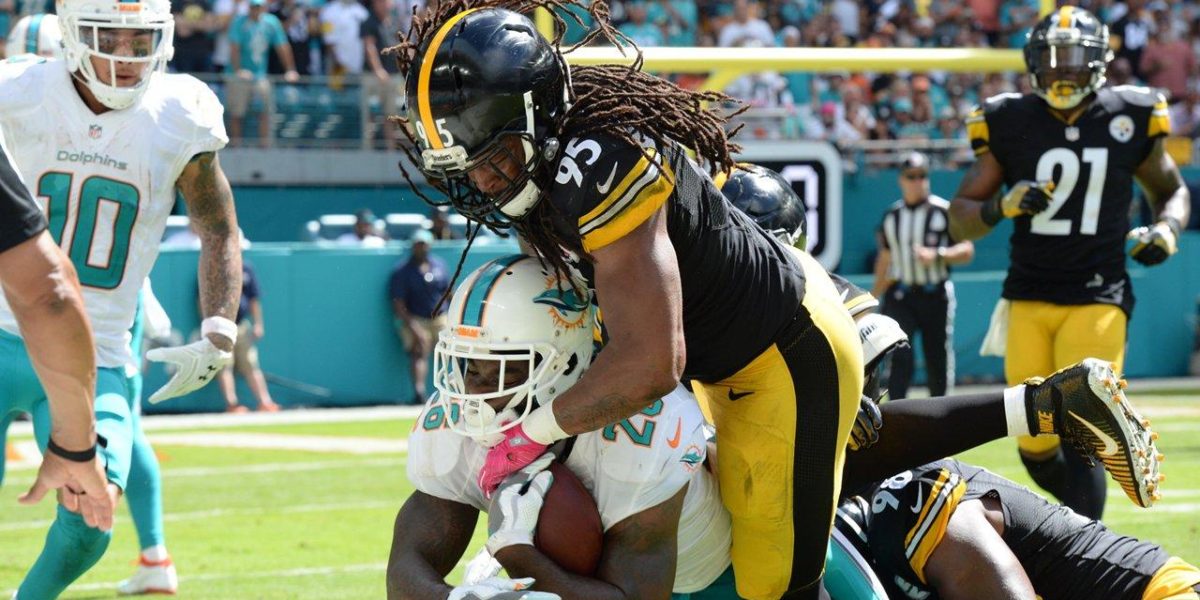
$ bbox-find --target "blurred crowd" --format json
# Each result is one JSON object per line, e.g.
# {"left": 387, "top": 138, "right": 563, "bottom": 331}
{"left": 2, "top": 0, "right": 1200, "bottom": 153}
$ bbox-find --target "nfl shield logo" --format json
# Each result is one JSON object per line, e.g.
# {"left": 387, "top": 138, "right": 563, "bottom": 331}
{"left": 88, "top": 124, "right": 102, "bottom": 139}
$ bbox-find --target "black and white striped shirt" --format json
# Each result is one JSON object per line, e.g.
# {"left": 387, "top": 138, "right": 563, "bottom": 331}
{"left": 878, "top": 195, "right": 953, "bottom": 287}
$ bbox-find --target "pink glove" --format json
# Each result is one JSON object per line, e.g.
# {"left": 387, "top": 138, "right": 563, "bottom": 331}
{"left": 478, "top": 424, "right": 549, "bottom": 498}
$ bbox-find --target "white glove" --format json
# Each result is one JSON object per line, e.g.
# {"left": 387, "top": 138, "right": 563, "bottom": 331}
{"left": 145, "top": 338, "right": 233, "bottom": 403}
{"left": 461, "top": 548, "right": 503, "bottom": 586}
{"left": 447, "top": 577, "right": 560, "bottom": 600}
{"left": 485, "top": 453, "right": 555, "bottom": 556}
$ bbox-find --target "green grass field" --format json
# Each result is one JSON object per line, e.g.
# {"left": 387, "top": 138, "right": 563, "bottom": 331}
{"left": 1, "top": 393, "right": 1198, "bottom": 599}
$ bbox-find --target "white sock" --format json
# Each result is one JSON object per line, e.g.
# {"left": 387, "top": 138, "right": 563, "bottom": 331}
{"left": 142, "top": 545, "right": 169, "bottom": 563}
{"left": 1004, "top": 385, "right": 1030, "bottom": 437}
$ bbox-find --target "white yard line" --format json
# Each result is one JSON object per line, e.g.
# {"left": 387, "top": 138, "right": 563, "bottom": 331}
{"left": 1, "top": 562, "right": 390, "bottom": 595}
{"left": 2, "top": 455, "right": 404, "bottom": 487}
{"left": 147, "top": 431, "right": 409, "bottom": 455}
{"left": 0, "top": 499, "right": 400, "bottom": 532}
{"left": 7, "top": 404, "right": 425, "bottom": 436}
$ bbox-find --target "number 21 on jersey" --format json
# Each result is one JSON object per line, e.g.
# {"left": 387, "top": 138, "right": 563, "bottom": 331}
{"left": 1030, "top": 147, "right": 1107, "bottom": 236}
{"left": 38, "top": 171, "right": 140, "bottom": 289}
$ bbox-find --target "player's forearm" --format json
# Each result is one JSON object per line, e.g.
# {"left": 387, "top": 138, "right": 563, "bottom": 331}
{"left": 197, "top": 230, "right": 241, "bottom": 323}
{"left": 276, "top": 44, "right": 298, "bottom": 72}
{"left": 180, "top": 153, "right": 243, "bottom": 347}
{"left": 941, "top": 241, "right": 974, "bottom": 265}
{"left": 1, "top": 236, "right": 97, "bottom": 448}
{"left": 385, "top": 551, "right": 453, "bottom": 600}
{"left": 544, "top": 339, "right": 680, "bottom": 440}
{"left": 948, "top": 197, "right": 994, "bottom": 242}
{"left": 1151, "top": 183, "right": 1190, "bottom": 229}
{"left": 495, "top": 546, "right": 632, "bottom": 600}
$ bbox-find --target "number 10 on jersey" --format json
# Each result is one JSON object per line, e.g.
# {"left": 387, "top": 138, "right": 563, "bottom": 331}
{"left": 38, "top": 171, "right": 141, "bottom": 289}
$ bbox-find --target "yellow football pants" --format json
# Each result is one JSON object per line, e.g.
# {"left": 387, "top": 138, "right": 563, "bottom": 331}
{"left": 1004, "top": 301, "right": 1127, "bottom": 459}
{"left": 693, "top": 250, "right": 862, "bottom": 600}
{"left": 1143, "top": 557, "right": 1200, "bottom": 600}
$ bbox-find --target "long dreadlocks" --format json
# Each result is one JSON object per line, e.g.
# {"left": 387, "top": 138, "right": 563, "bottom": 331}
{"left": 388, "top": 0, "right": 745, "bottom": 293}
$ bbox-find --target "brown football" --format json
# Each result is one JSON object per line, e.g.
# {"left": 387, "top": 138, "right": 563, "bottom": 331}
{"left": 533, "top": 461, "right": 604, "bottom": 576}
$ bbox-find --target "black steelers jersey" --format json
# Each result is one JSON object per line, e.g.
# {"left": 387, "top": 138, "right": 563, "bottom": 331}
{"left": 837, "top": 459, "right": 1173, "bottom": 600}
{"left": 544, "top": 132, "right": 806, "bottom": 382}
{"left": 966, "top": 86, "right": 1170, "bottom": 314}
{"left": 0, "top": 140, "right": 44, "bottom": 253}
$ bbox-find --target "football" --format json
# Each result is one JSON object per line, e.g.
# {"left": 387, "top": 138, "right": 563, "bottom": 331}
{"left": 534, "top": 461, "right": 604, "bottom": 576}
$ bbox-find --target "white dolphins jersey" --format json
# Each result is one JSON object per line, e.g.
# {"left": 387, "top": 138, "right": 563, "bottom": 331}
{"left": 0, "top": 58, "right": 227, "bottom": 367}
{"left": 408, "top": 385, "right": 733, "bottom": 593}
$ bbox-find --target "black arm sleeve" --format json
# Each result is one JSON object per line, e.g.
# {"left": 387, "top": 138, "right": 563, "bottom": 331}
{"left": 0, "top": 142, "right": 44, "bottom": 254}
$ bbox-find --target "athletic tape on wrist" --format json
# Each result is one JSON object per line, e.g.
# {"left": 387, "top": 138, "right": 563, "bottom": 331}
{"left": 523, "top": 404, "right": 569, "bottom": 445}
{"left": 201, "top": 316, "right": 238, "bottom": 344}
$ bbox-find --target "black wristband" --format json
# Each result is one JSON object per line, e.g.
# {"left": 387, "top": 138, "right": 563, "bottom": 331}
{"left": 46, "top": 437, "right": 98, "bottom": 462}
{"left": 980, "top": 196, "right": 1003, "bottom": 227}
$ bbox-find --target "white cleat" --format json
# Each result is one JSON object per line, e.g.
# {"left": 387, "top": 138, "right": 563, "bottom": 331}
{"left": 117, "top": 557, "right": 178, "bottom": 596}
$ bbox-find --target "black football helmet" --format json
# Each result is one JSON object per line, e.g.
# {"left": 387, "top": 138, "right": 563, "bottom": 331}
{"left": 404, "top": 8, "right": 570, "bottom": 228}
{"left": 1024, "top": 6, "right": 1113, "bottom": 110}
{"left": 721, "top": 163, "right": 807, "bottom": 249}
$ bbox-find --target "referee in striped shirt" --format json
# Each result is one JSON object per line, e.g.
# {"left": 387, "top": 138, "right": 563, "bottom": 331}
{"left": 872, "top": 152, "right": 974, "bottom": 399}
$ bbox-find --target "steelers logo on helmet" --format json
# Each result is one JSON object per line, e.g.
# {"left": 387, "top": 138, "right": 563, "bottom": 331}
{"left": 720, "top": 163, "right": 807, "bottom": 249}
{"left": 433, "top": 255, "right": 595, "bottom": 447}
{"left": 57, "top": 0, "right": 175, "bottom": 110}
{"left": 1024, "top": 6, "right": 1113, "bottom": 111}
{"left": 404, "top": 8, "right": 571, "bottom": 229}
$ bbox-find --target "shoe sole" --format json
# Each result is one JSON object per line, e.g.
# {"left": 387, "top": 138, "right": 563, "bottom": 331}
{"left": 1076, "top": 359, "right": 1163, "bottom": 508}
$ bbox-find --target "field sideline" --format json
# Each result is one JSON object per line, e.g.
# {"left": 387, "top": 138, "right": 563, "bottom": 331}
{"left": 1, "top": 391, "right": 1197, "bottom": 599}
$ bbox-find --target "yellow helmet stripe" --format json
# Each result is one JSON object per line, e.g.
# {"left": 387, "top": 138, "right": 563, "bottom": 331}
{"left": 1057, "top": 5, "right": 1073, "bottom": 29}
{"left": 417, "top": 9, "right": 480, "bottom": 150}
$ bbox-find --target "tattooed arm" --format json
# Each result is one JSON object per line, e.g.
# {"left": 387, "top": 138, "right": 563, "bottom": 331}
{"left": 177, "top": 151, "right": 242, "bottom": 351}
{"left": 387, "top": 491, "right": 478, "bottom": 600}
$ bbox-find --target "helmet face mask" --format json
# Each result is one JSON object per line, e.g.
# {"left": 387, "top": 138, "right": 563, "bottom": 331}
{"left": 58, "top": 0, "right": 174, "bottom": 110}
{"left": 432, "top": 255, "right": 595, "bottom": 447}
{"left": 420, "top": 129, "right": 545, "bottom": 229}
{"left": 1024, "top": 7, "right": 1112, "bottom": 110}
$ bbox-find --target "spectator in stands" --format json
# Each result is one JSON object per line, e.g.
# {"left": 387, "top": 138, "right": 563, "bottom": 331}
{"left": 428, "top": 207, "right": 460, "bottom": 240}
{"left": 389, "top": 230, "right": 449, "bottom": 405}
{"left": 171, "top": 0, "right": 216, "bottom": 73}
{"left": 999, "top": 0, "right": 1039, "bottom": 48}
{"left": 829, "top": 0, "right": 860, "bottom": 43}
{"left": 211, "top": 0, "right": 247, "bottom": 73}
{"left": 361, "top": 0, "right": 399, "bottom": 148}
{"left": 649, "top": 0, "right": 698, "bottom": 47}
{"left": 1139, "top": 9, "right": 1195, "bottom": 102}
{"left": 218, "top": 261, "right": 281, "bottom": 413}
{"left": 0, "top": 0, "right": 13, "bottom": 57}
{"left": 320, "top": 0, "right": 368, "bottom": 87}
{"left": 892, "top": 97, "right": 932, "bottom": 140}
{"left": 618, "top": 1, "right": 665, "bottom": 47}
{"left": 1170, "top": 87, "right": 1200, "bottom": 138}
{"left": 1107, "top": 56, "right": 1138, "bottom": 87}
{"left": 338, "top": 209, "right": 386, "bottom": 247}
{"left": 718, "top": 0, "right": 774, "bottom": 48}
{"left": 841, "top": 84, "right": 876, "bottom": 139}
{"left": 805, "top": 100, "right": 861, "bottom": 145}
{"left": 227, "top": 0, "right": 300, "bottom": 148}
{"left": 396, "top": 0, "right": 427, "bottom": 41}
{"left": 273, "top": 0, "right": 320, "bottom": 75}
{"left": 1111, "top": 0, "right": 1154, "bottom": 80}
{"left": 968, "top": 0, "right": 1001, "bottom": 45}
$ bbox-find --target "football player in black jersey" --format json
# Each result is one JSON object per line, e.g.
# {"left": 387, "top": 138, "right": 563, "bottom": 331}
{"left": 393, "top": 4, "right": 1163, "bottom": 598}
{"left": 836, "top": 459, "right": 1200, "bottom": 600}
{"left": 948, "top": 6, "right": 1189, "bottom": 520}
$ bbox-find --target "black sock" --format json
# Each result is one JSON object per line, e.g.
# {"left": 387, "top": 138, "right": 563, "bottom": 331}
{"left": 1061, "top": 446, "right": 1106, "bottom": 519}
{"left": 843, "top": 392, "right": 1007, "bottom": 492}
{"left": 1021, "top": 450, "right": 1067, "bottom": 501}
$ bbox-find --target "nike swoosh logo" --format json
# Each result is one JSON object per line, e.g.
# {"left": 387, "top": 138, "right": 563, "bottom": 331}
{"left": 595, "top": 163, "right": 619, "bottom": 195}
{"left": 1069, "top": 411, "right": 1119, "bottom": 457}
{"left": 666, "top": 418, "right": 683, "bottom": 448}
{"left": 911, "top": 485, "right": 924, "bottom": 513}
{"left": 728, "top": 389, "right": 753, "bottom": 401}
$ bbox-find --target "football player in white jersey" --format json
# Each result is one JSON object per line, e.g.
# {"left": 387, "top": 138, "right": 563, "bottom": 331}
{"left": 5, "top": 14, "right": 62, "bottom": 59}
{"left": 0, "top": 0, "right": 242, "bottom": 596}
{"left": 389, "top": 255, "right": 736, "bottom": 599}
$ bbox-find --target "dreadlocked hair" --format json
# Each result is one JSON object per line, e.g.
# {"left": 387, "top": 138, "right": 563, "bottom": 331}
{"left": 386, "top": 0, "right": 744, "bottom": 294}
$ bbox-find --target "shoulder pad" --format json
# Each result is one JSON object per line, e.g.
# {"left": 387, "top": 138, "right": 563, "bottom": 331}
{"left": 549, "top": 131, "right": 675, "bottom": 253}
{"left": 406, "top": 406, "right": 487, "bottom": 510}
{"left": 149, "top": 73, "right": 229, "bottom": 154}
{"left": 1108, "top": 85, "right": 1166, "bottom": 108}
{"left": 979, "top": 92, "right": 1025, "bottom": 114}
{"left": 0, "top": 58, "right": 49, "bottom": 115}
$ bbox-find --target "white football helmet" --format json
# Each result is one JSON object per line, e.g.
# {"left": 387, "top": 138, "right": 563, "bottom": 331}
{"left": 6, "top": 14, "right": 63, "bottom": 59}
{"left": 57, "top": 0, "right": 174, "bottom": 110}
{"left": 433, "top": 255, "right": 595, "bottom": 447}
{"left": 858, "top": 312, "right": 909, "bottom": 400}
